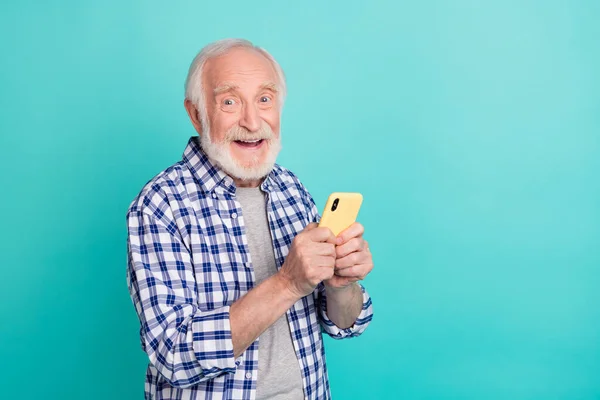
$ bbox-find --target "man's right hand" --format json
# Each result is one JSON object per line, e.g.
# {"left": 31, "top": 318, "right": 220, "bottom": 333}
{"left": 278, "top": 223, "right": 338, "bottom": 299}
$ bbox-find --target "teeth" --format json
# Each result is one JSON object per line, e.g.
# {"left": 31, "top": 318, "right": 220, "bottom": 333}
{"left": 240, "top": 139, "right": 261, "bottom": 143}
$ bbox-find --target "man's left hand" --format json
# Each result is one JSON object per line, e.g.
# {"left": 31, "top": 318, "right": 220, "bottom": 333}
{"left": 323, "top": 222, "right": 373, "bottom": 290}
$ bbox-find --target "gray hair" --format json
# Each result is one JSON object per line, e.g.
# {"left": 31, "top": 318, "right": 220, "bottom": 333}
{"left": 184, "top": 38, "right": 287, "bottom": 125}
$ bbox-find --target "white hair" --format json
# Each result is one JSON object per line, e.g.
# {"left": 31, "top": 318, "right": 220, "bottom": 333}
{"left": 184, "top": 38, "right": 287, "bottom": 127}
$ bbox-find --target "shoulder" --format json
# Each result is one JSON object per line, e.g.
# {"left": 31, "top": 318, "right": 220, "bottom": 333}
{"left": 272, "top": 164, "right": 320, "bottom": 222}
{"left": 126, "top": 161, "right": 193, "bottom": 225}
{"left": 272, "top": 164, "right": 313, "bottom": 199}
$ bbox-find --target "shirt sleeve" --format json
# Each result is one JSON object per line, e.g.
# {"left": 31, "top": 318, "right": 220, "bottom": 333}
{"left": 126, "top": 209, "right": 236, "bottom": 388}
{"left": 315, "top": 282, "right": 373, "bottom": 339}
{"left": 297, "top": 181, "right": 374, "bottom": 339}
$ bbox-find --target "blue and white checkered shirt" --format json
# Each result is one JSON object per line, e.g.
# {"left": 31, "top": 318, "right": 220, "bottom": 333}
{"left": 126, "top": 137, "right": 373, "bottom": 400}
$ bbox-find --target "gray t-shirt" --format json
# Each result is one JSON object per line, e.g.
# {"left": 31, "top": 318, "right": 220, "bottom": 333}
{"left": 236, "top": 186, "right": 305, "bottom": 400}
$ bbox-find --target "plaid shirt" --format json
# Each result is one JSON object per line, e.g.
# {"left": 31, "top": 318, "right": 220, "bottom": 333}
{"left": 126, "top": 137, "right": 373, "bottom": 400}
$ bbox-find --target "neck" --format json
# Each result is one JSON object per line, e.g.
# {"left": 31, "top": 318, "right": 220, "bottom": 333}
{"left": 233, "top": 177, "right": 264, "bottom": 188}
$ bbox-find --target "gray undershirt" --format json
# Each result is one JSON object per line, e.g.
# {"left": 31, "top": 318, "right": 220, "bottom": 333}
{"left": 236, "top": 186, "right": 305, "bottom": 400}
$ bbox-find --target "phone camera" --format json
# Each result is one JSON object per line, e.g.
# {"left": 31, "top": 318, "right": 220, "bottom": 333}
{"left": 331, "top": 198, "right": 339, "bottom": 211}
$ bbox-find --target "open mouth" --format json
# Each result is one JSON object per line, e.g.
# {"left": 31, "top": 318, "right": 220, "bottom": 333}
{"left": 233, "top": 139, "right": 265, "bottom": 149}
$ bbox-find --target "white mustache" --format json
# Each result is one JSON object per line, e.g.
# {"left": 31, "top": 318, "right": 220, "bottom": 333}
{"left": 225, "top": 124, "right": 275, "bottom": 142}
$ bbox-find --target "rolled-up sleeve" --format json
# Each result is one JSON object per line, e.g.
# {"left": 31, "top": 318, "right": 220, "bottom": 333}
{"left": 126, "top": 209, "right": 236, "bottom": 388}
{"left": 315, "top": 283, "right": 373, "bottom": 339}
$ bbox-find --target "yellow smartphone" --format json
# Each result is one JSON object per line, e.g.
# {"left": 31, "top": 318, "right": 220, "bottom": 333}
{"left": 318, "top": 192, "right": 363, "bottom": 237}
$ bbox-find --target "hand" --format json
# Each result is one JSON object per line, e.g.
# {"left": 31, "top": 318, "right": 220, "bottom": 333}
{"left": 278, "top": 223, "right": 337, "bottom": 299}
{"left": 324, "top": 222, "right": 373, "bottom": 290}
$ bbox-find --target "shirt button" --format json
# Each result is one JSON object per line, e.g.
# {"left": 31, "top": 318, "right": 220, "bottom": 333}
{"left": 245, "top": 372, "right": 252, "bottom": 379}
{"left": 212, "top": 192, "right": 217, "bottom": 199}
{"left": 231, "top": 212, "right": 237, "bottom": 219}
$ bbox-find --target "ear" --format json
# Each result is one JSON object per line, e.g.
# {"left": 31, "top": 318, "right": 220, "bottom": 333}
{"left": 184, "top": 99, "right": 204, "bottom": 136}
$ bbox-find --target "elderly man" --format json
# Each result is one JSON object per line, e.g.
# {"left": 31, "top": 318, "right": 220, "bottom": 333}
{"left": 126, "top": 38, "right": 374, "bottom": 400}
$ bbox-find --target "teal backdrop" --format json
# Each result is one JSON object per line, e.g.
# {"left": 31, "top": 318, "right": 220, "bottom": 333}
{"left": 1, "top": 1, "right": 599, "bottom": 399}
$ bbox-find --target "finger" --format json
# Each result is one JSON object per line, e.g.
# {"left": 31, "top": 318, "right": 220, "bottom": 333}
{"left": 335, "top": 238, "right": 365, "bottom": 258}
{"left": 315, "top": 243, "right": 337, "bottom": 257}
{"left": 314, "top": 255, "right": 336, "bottom": 269}
{"left": 333, "top": 265, "right": 365, "bottom": 278}
{"left": 334, "top": 251, "right": 364, "bottom": 269}
{"left": 332, "top": 275, "right": 362, "bottom": 284}
{"left": 319, "top": 266, "right": 335, "bottom": 281}
{"left": 303, "top": 222, "right": 319, "bottom": 231}
{"left": 337, "top": 222, "right": 364, "bottom": 245}
{"left": 339, "top": 258, "right": 373, "bottom": 277}
{"left": 309, "top": 227, "right": 337, "bottom": 244}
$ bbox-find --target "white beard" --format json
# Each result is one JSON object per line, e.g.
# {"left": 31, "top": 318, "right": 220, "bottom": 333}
{"left": 199, "top": 122, "right": 282, "bottom": 181}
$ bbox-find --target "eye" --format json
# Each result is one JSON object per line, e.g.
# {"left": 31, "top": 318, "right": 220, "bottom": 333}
{"left": 223, "top": 98, "right": 236, "bottom": 106}
{"left": 259, "top": 96, "right": 271, "bottom": 103}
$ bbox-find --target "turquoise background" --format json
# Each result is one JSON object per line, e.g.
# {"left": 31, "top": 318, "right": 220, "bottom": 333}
{"left": 1, "top": 1, "right": 599, "bottom": 399}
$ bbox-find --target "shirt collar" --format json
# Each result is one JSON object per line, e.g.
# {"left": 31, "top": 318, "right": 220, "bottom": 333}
{"left": 182, "top": 136, "right": 284, "bottom": 196}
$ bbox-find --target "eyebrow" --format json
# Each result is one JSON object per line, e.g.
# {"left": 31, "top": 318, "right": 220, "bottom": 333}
{"left": 212, "top": 81, "right": 280, "bottom": 96}
{"left": 260, "top": 81, "right": 279, "bottom": 93}
{"left": 213, "top": 83, "right": 239, "bottom": 95}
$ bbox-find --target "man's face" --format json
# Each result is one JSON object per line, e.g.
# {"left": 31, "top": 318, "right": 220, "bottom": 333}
{"left": 200, "top": 47, "right": 282, "bottom": 181}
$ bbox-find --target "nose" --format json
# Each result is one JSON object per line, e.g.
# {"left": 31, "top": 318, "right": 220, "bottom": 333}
{"left": 239, "top": 103, "right": 261, "bottom": 132}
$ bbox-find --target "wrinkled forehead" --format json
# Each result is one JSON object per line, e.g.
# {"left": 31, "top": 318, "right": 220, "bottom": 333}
{"left": 203, "top": 47, "right": 279, "bottom": 92}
